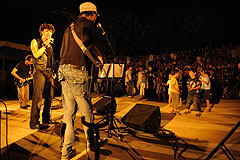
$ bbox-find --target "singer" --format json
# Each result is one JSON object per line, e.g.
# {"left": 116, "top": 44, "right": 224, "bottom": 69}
{"left": 58, "top": 2, "right": 103, "bottom": 159}
{"left": 29, "top": 23, "right": 55, "bottom": 130}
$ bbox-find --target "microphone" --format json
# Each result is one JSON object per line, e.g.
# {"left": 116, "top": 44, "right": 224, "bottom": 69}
{"left": 49, "top": 38, "right": 54, "bottom": 44}
{"left": 97, "top": 23, "right": 106, "bottom": 35}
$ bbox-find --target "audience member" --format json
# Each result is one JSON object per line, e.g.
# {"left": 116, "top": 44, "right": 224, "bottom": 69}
{"left": 183, "top": 68, "right": 201, "bottom": 117}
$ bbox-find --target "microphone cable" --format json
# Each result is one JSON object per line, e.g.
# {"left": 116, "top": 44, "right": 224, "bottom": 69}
{"left": 0, "top": 100, "right": 10, "bottom": 160}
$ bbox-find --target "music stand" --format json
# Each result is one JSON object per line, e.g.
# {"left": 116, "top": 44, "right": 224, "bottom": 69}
{"left": 97, "top": 63, "right": 125, "bottom": 139}
{"left": 98, "top": 64, "right": 124, "bottom": 79}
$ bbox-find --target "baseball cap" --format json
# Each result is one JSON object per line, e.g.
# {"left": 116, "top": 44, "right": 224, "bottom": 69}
{"left": 79, "top": 2, "right": 99, "bottom": 16}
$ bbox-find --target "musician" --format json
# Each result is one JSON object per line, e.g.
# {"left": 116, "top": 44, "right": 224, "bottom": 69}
{"left": 29, "top": 23, "right": 55, "bottom": 130}
{"left": 11, "top": 55, "right": 33, "bottom": 109}
{"left": 58, "top": 2, "right": 103, "bottom": 159}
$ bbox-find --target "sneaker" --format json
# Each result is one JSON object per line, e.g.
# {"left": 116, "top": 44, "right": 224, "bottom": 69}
{"left": 204, "top": 108, "right": 211, "bottom": 112}
{"left": 30, "top": 123, "right": 50, "bottom": 130}
{"left": 170, "top": 110, "right": 176, "bottom": 115}
{"left": 88, "top": 138, "right": 108, "bottom": 151}
{"left": 30, "top": 124, "right": 40, "bottom": 129}
{"left": 40, "top": 123, "right": 50, "bottom": 129}
{"left": 61, "top": 146, "right": 76, "bottom": 160}
{"left": 20, "top": 106, "right": 28, "bottom": 109}
{"left": 175, "top": 111, "right": 182, "bottom": 115}
{"left": 183, "top": 111, "right": 191, "bottom": 114}
{"left": 195, "top": 113, "right": 201, "bottom": 117}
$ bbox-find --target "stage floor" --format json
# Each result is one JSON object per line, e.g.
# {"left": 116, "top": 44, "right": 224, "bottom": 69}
{"left": 1, "top": 95, "right": 240, "bottom": 160}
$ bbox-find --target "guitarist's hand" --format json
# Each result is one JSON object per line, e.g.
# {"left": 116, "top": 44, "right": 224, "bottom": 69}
{"left": 19, "top": 78, "right": 25, "bottom": 83}
{"left": 96, "top": 61, "right": 103, "bottom": 68}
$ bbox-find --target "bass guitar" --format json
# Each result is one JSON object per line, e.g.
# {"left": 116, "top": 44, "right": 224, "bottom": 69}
{"left": 14, "top": 77, "right": 33, "bottom": 88}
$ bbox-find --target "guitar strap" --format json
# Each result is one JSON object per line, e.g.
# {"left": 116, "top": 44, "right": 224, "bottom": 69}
{"left": 70, "top": 23, "right": 99, "bottom": 67}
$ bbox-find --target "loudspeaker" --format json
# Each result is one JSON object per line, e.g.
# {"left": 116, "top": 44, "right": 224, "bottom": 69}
{"left": 121, "top": 104, "right": 161, "bottom": 133}
{"left": 93, "top": 96, "right": 117, "bottom": 115}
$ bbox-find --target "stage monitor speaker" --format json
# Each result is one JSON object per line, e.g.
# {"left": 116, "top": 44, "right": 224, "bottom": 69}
{"left": 93, "top": 96, "right": 117, "bottom": 115}
{"left": 121, "top": 104, "right": 161, "bottom": 133}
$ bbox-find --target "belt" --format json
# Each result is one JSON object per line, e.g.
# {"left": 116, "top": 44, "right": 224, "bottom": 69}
{"left": 62, "top": 64, "right": 86, "bottom": 71}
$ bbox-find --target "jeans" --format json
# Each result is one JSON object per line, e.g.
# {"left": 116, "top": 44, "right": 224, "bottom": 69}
{"left": 186, "top": 94, "right": 200, "bottom": 111}
{"left": 58, "top": 64, "right": 94, "bottom": 157}
{"left": 30, "top": 70, "right": 54, "bottom": 128}
{"left": 126, "top": 81, "right": 133, "bottom": 96}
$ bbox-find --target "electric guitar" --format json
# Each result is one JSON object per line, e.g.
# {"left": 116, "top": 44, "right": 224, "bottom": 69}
{"left": 14, "top": 77, "right": 33, "bottom": 88}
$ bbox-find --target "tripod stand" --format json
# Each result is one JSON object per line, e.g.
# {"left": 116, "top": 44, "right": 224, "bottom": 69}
{"left": 97, "top": 64, "right": 125, "bottom": 139}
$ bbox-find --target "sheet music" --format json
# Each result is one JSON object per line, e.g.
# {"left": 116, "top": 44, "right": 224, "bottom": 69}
{"left": 98, "top": 64, "right": 124, "bottom": 78}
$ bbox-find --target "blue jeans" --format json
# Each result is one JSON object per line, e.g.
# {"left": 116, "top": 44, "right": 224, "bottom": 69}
{"left": 58, "top": 64, "right": 94, "bottom": 157}
{"left": 186, "top": 94, "right": 200, "bottom": 111}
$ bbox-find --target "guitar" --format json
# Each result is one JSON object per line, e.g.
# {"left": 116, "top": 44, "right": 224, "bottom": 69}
{"left": 14, "top": 77, "right": 33, "bottom": 88}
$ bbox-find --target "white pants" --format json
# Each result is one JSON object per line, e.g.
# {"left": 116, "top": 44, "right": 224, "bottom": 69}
{"left": 140, "top": 83, "right": 145, "bottom": 96}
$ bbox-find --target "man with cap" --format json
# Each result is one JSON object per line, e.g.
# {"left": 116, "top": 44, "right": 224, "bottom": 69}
{"left": 58, "top": 2, "right": 103, "bottom": 159}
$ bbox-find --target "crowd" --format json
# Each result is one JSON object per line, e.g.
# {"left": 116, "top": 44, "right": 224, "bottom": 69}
{"left": 97, "top": 44, "right": 240, "bottom": 114}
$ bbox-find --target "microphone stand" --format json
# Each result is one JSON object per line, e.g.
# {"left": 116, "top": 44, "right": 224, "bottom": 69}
{"left": 98, "top": 24, "right": 125, "bottom": 140}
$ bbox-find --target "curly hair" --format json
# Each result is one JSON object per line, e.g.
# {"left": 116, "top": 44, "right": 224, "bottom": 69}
{"left": 25, "top": 55, "right": 33, "bottom": 61}
{"left": 39, "top": 23, "right": 55, "bottom": 36}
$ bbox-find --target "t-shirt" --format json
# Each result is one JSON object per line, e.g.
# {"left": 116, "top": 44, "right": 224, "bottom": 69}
{"left": 60, "top": 17, "right": 101, "bottom": 67}
{"left": 187, "top": 77, "right": 201, "bottom": 95}
{"left": 200, "top": 75, "right": 211, "bottom": 90}
{"left": 170, "top": 77, "right": 179, "bottom": 93}
{"left": 15, "top": 61, "right": 31, "bottom": 78}
{"left": 125, "top": 70, "right": 132, "bottom": 83}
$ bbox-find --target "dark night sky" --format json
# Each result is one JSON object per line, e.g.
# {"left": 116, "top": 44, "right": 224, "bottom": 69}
{"left": 1, "top": 0, "right": 240, "bottom": 56}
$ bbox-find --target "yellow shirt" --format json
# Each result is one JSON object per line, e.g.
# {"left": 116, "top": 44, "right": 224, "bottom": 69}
{"left": 170, "top": 77, "right": 179, "bottom": 93}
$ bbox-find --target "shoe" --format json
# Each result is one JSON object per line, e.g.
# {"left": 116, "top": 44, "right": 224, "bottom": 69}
{"left": 205, "top": 108, "right": 211, "bottom": 112}
{"left": 88, "top": 138, "right": 108, "bottom": 151}
{"left": 171, "top": 110, "right": 176, "bottom": 115}
{"left": 61, "top": 146, "right": 76, "bottom": 160}
{"left": 30, "top": 123, "right": 40, "bottom": 129}
{"left": 183, "top": 111, "right": 191, "bottom": 114}
{"left": 26, "top": 104, "right": 31, "bottom": 107}
{"left": 175, "top": 111, "right": 182, "bottom": 115}
{"left": 30, "top": 123, "right": 50, "bottom": 130}
{"left": 40, "top": 123, "right": 50, "bottom": 129}
{"left": 195, "top": 113, "right": 201, "bottom": 117}
{"left": 20, "top": 106, "right": 28, "bottom": 109}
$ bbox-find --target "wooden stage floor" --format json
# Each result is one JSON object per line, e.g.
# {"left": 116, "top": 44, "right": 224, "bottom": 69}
{"left": 1, "top": 95, "right": 240, "bottom": 160}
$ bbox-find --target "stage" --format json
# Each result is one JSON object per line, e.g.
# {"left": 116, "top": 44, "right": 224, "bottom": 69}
{"left": 1, "top": 95, "right": 240, "bottom": 160}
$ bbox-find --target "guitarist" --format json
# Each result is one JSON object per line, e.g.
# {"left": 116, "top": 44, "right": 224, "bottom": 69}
{"left": 11, "top": 55, "right": 33, "bottom": 109}
{"left": 58, "top": 2, "right": 103, "bottom": 159}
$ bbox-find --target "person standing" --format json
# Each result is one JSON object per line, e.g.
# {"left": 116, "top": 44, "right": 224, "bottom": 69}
{"left": 140, "top": 72, "right": 146, "bottom": 98}
{"left": 136, "top": 66, "right": 144, "bottom": 92}
{"left": 30, "top": 23, "right": 55, "bottom": 129}
{"left": 183, "top": 69, "right": 201, "bottom": 117}
{"left": 58, "top": 2, "right": 103, "bottom": 159}
{"left": 170, "top": 69, "right": 181, "bottom": 115}
{"left": 125, "top": 66, "right": 133, "bottom": 97}
{"left": 198, "top": 66, "right": 211, "bottom": 112}
{"left": 11, "top": 55, "right": 33, "bottom": 109}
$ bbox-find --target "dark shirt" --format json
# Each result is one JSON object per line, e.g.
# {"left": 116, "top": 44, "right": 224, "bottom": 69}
{"left": 60, "top": 17, "right": 100, "bottom": 67}
{"left": 34, "top": 38, "right": 53, "bottom": 71}
{"left": 187, "top": 77, "right": 201, "bottom": 95}
{"left": 15, "top": 61, "right": 31, "bottom": 78}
